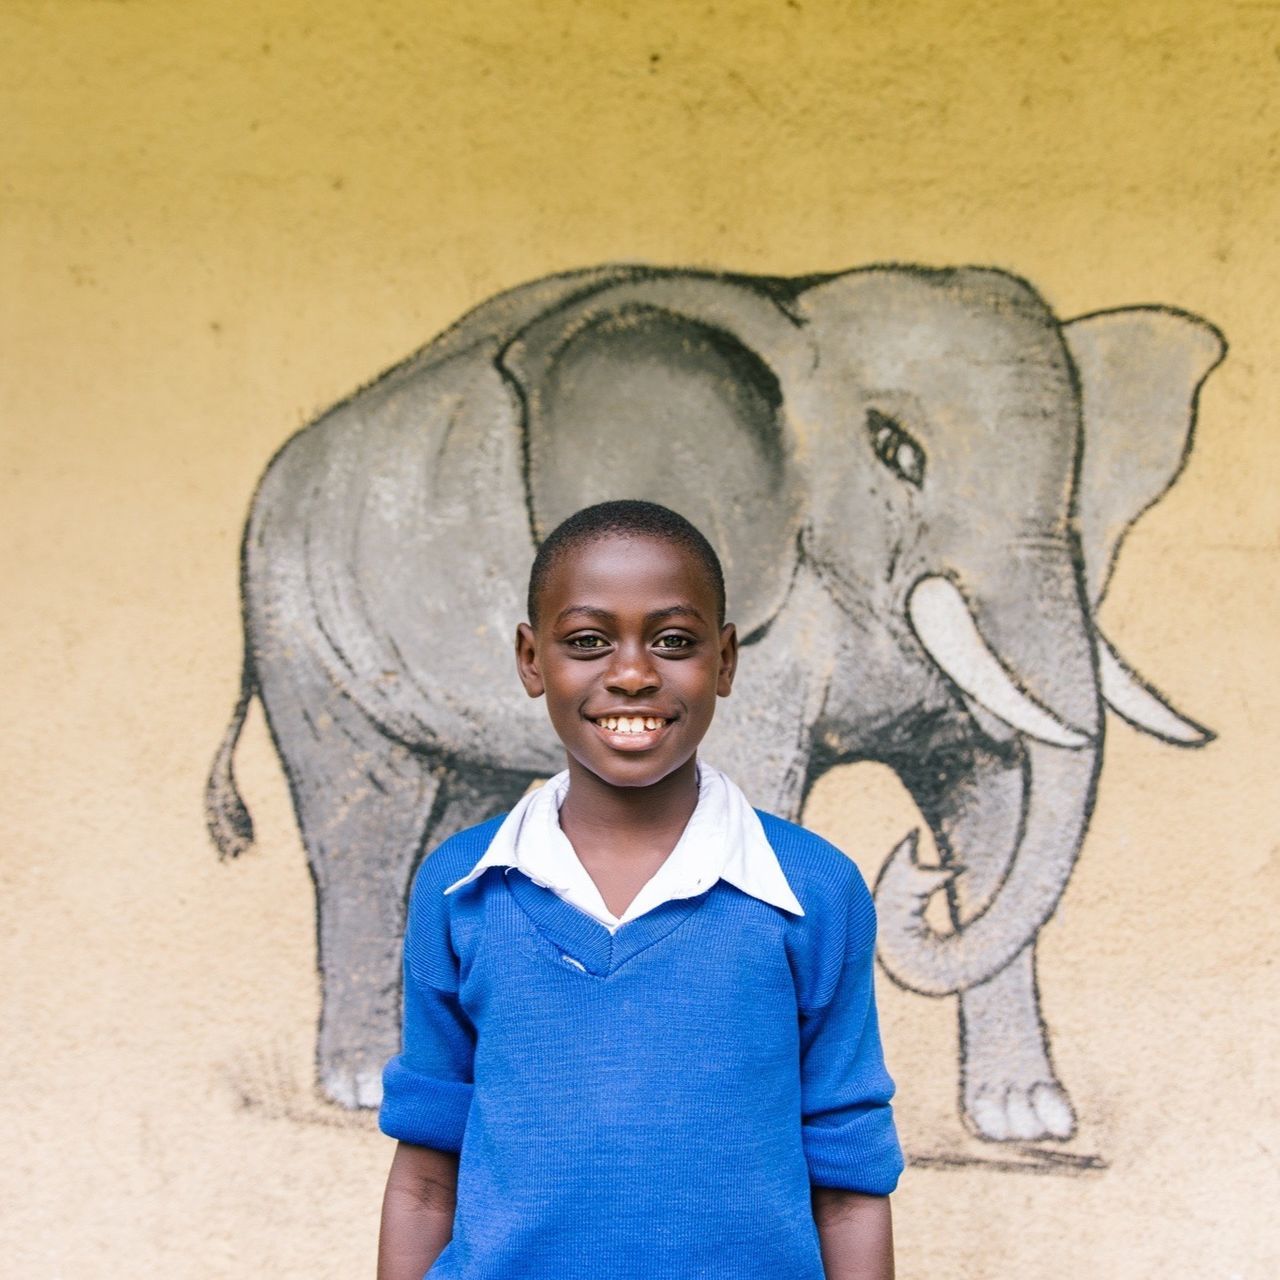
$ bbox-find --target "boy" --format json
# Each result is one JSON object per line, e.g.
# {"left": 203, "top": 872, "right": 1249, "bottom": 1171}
{"left": 377, "top": 500, "right": 903, "bottom": 1279}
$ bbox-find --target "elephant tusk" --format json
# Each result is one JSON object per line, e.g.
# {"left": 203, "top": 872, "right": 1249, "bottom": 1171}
{"left": 907, "top": 576, "right": 1093, "bottom": 750}
{"left": 1096, "top": 632, "right": 1214, "bottom": 745}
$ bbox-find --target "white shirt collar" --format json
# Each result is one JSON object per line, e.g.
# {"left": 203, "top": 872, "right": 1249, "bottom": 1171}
{"left": 443, "top": 761, "right": 804, "bottom": 932}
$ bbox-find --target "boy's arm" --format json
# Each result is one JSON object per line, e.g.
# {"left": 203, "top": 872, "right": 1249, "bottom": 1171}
{"left": 377, "top": 851, "right": 476, "bottom": 1279}
{"left": 795, "top": 857, "right": 903, "bottom": 1274}
{"left": 377, "top": 1141, "right": 459, "bottom": 1280}
{"left": 812, "top": 1187, "right": 894, "bottom": 1280}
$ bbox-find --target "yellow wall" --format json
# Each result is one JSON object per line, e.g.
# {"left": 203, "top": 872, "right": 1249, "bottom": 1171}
{"left": 4, "top": 1, "right": 1276, "bottom": 1275}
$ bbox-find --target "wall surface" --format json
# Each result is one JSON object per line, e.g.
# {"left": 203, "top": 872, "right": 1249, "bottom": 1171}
{"left": 3, "top": 1, "right": 1277, "bottom": 1276}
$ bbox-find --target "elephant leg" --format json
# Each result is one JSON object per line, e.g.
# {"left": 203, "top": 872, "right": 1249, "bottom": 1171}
{"left": 959, "top": 949, "right": 1074, "bottom": 1141}
{"left": 303, "top": 749, "right": 531, "bottom": 1109}
{"left": 257, "top": 656, "right": 446, "bottom": 1109}
{"left": 902, "top": 740, "right": 1076, "bottom": 1142}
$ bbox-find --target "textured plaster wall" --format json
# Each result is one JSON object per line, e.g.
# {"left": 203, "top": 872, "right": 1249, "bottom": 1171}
{"left": 2, "top": 1, "right": 1276, "bottom": 1276}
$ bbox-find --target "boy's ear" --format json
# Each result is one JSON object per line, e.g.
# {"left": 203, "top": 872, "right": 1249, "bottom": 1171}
{"left": 514, "top": 623, "right": 545, "bottom": 698}
{"left": 716, "top": 623, "right": 739, "bottom": 697}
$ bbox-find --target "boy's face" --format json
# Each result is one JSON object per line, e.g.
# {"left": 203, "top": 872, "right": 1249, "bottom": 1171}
{"left": 515, "top": 534, "right": 738, "bottom": 791}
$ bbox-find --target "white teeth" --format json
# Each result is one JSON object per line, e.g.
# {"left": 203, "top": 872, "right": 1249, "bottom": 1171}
{"left": 596, "top": 716, "right": 666, "bottom": 734}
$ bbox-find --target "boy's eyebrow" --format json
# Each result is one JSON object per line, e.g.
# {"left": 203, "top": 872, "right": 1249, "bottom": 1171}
{"left": 554, "top": 603, "right": 708, "bottom": 625}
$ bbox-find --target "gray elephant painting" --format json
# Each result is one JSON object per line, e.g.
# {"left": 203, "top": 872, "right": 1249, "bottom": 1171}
{"left": 206, "top": 263, "right": 1224, "bottom": 1150}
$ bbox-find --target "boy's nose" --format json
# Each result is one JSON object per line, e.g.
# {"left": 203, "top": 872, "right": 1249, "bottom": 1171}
{"left": 605, "top": 645, "right": 660, "bottom": 695}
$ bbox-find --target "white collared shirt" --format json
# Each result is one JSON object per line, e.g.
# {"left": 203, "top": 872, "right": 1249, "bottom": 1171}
{"left": 443, "top": 761, "right": 804, "bottom": 932}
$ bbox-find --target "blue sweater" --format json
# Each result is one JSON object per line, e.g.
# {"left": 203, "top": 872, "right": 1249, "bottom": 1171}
{"left": 380, "top": 811, "right": 904, "bottom": 1279}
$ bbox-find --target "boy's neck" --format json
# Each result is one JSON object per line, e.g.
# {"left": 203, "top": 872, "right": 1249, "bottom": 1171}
{"left": 558, "top": 755, "right": 701, "bottom": 861}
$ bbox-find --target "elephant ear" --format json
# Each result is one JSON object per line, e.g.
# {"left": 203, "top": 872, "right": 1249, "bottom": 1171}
{"left": 499, "top": 274, "right": 809, "bottom": 639}
{"left": 1065, "top": 306, "right": 1226, "bottom": 607}
{"left": 1064, "top": 305, "right": 1226, "bottom": 746}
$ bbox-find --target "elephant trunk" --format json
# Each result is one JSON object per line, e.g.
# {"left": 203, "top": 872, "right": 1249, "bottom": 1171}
{"left": 874, "top": 736, "right": 1100, "bottom": 995}
{"left": 875, "top": 553, "right": 1103, "bottom": 994}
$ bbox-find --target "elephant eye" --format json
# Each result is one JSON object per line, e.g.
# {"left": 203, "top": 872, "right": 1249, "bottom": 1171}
{"left": 867, "top": 409, "right": 926, "bottom": 488}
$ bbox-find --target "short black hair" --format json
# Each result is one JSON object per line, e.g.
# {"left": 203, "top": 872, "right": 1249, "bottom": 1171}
{"left": 527, "top": 500, "right": 726, "bottom": 628}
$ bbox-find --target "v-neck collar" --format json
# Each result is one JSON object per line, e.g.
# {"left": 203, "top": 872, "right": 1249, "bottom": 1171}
{"left": 442, "top": 761, "right": 805, "bottom": 930}
{"left": 503, "top": 867, "right": 711, "bottom": 976}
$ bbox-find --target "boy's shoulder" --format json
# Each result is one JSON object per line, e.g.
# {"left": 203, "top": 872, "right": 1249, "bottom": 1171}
{"left": 412, "top": 813, "right": 508, "bottom": 896}
{"left": 753, "top": 807, "right": 874, "bottom": 914}
{"left": 754, "top": 810, "right": 879, "bottom": 1004}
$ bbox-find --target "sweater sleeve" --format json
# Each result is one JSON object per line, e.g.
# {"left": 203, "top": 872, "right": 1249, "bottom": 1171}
{"left": 798, "top": 863, "right": 904, "bottom": 1195}
{"left": 378, "top": 854, "right": 476, "bottom": 1152}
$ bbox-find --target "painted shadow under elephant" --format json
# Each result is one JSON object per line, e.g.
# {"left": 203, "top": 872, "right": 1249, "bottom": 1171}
{"left": 206, "top": 262, "right": 1223, "bottom": 1144}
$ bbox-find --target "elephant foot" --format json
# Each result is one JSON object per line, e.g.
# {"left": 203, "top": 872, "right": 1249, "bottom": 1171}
{"left": 958, "top": 946, "right": 1077, "bottom": 1142}
{"left": 964, "top": 1076, "right": 1076, "bottom": 1142}
{"left": 320, "top": 1061, "right": 385, "bottom": 1110}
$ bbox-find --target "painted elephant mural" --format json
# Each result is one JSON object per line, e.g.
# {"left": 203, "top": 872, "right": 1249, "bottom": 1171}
{"left": 206, "top": 263, "right": 1224, "bottom": 1147}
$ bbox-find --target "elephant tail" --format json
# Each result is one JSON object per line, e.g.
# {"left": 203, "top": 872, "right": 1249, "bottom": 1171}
{"left": 873, "top": 740, "right": 1099, "bottom": 996}
{"left": 205, "top": 662, "right": 256, "bottom": 860}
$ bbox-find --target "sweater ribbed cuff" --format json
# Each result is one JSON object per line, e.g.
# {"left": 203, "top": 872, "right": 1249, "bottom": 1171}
{"left": 378, "top": 1055, "right": 472, "bottom": 1152}
{"left": 803, "top": 1104, "right": 904, "bottom": 1195}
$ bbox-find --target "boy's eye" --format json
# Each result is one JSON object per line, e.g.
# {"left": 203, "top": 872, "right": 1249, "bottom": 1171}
{"left": 567, "top": 635, "right": 609, "bottom": 650}
{"left": 654, "top": 634, "right": 694, "bottom": 651}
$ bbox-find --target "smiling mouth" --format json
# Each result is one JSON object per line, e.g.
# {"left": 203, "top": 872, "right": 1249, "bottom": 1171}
{"left": 593, "top": 715, "right": 671, "bottom": 734}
